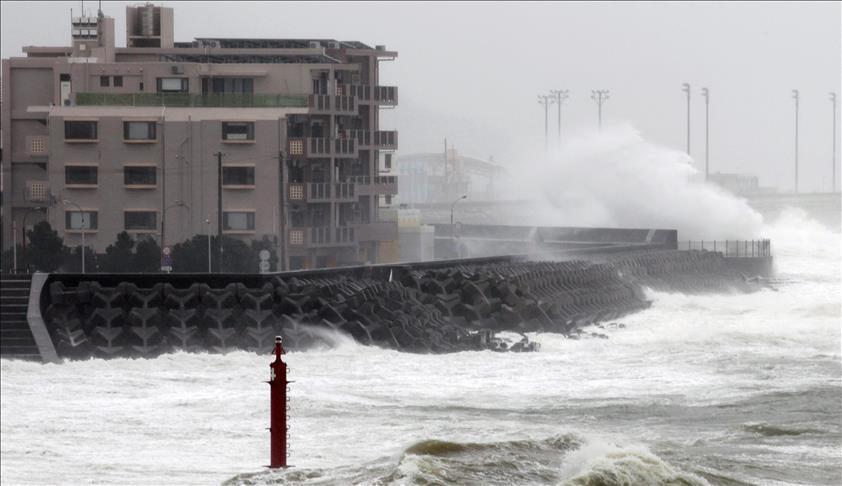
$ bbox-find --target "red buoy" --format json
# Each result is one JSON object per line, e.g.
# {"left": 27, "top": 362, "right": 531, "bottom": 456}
{"left": 268, "top": 336, "right": 289, "bottom": 468}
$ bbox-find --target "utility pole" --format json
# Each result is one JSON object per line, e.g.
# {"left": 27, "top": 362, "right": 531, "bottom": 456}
{"left": 591, "top": 90, "right": 610, "bottom": 130}
{"left": 682, "top": 83, "right": 691, "bottom": 155}
{"left": 792, "top": 90, "right": 799, "bottom": 193}
{"left": 550, "top": 89, "right": 569, "bottom": 147}
{"left": 701, "top": 87, "right": 710, "bottom": 181}
{"left": 830, "top": 93, "right": 836, "bottom": 192}
{"left": 537, "top": 94, "right": 555, "bottom": 151}
{"left": 214, "top": 151, "right": 224, "bottom": 271}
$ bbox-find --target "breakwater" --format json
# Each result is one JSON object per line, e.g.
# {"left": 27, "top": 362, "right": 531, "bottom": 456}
{"left": 31, "top": 247, "right": 772, "bottom": 360}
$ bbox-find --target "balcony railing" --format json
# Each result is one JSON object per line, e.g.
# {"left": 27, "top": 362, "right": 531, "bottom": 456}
{"left": 287, "top": 182, "right": 356, "bottom": 202}
{"left": 346, "top": 85, "right": 398, "bottom": 106}
{"left": 308, "top": 94, "right": 356, "bottom": 114}
{"left": 75, "top": 92, "right": 308, "bottom": 107}
{"left": 341, "top": 175, "right": 397, "bottom": 196}
{"left": 287, "top": 137, "right": 357, "bottom": 158}
{"left": 288, "top": 226, "right": 356, "bottom": 247}
{"left": 346, "top": 130, "right": 398, "bottom": 150}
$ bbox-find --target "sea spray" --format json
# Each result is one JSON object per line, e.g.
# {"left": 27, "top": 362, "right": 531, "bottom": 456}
{"left": 507, "top": 124, "right": 764, "bottom": 240}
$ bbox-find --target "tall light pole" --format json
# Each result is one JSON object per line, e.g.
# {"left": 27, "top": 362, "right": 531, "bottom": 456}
{"left": 831, "top": 92, "right": 837, "bottom": 193}
{"left": 537, "top": 94, "right": 555, "bottom": 151}
{"left": 792, "top": 89, "right": 799, "bottom": 193}
{"left": 161, "top": 200, "right": 188, "bottom": 252}
{"left": 62, "top": 199, "right": 86, "bottom": 273}
{"left": 591, "top": 90, "right": 610, "bottom": 130}
{"left": 550, "top": 89, "right": 569, "bottom": 147}
{"left": 682, "top": 83, "right": 691, "bottom": 155}
{"left": 450, "top": 195, "right": 466, "bottom": 255}
{"left": 701, "top": 87, "right": 710, "bottom": 181}
{"left": 206, "top": 218, "right": 212, "bottom": 273}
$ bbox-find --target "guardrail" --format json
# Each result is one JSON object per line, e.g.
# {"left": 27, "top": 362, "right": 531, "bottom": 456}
{"left": 679, "top": 239, "right": 771, "bottom": 257}
{"left": 75, "top": 92, "right": 308, "bottom": 108}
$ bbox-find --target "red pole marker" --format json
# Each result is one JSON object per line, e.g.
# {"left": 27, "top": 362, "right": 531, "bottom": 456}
{"left": 268, "top": 336, "right": 289, "bottom": 468}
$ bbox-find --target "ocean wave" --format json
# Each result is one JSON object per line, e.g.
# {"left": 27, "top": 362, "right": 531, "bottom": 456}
{"left": 742, "top": 423, "right": 820, "bottom": 437}
{"left": 222, "top": 434, "right": 716, "bottom": 486}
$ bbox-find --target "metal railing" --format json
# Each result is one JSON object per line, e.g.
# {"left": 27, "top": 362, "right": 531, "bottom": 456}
{"left": 308, "top": 94, "right": 356, "bottom": 114}
{"left": 345, "top": 85, "right": 398, "bottom": 105}
{"left": 680, "top": 239, "right": 771, "bottom": 257}
{"left": 75, "top": 92, "right": 308, "bottom": 107}
{"left": 341, "top": 175, "right": 396, "bottom": 185}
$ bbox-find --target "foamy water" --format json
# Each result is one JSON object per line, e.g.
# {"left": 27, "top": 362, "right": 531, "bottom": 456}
{"left": 1, "top": 211, "right": 840, "bottom": 485}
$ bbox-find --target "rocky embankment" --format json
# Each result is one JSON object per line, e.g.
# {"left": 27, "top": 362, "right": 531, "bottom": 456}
{"left": 43, "top": 250, "right": 765, "bottom": 359}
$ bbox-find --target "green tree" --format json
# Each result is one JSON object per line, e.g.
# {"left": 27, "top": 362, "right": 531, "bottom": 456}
{"left": 133, "top": 237, "right": 162, "bottom": 273}
{"left": 171, "top": 235, "right": 213, "bottom": 273}
{"left": 25, "top": 221, "right": 68, "bottom": 272}
{"left": 63, "top": 245, "right": 99, "bottom": 273}
{"left": 100, "top": 231, "right": 135, "bottom": 272}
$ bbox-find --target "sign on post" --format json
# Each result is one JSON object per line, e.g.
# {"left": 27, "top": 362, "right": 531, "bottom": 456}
{"left": 161, "top": 246, "right": 173, "bottom": 272}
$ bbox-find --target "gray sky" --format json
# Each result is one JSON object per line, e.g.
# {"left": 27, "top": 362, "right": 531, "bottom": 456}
{"left": 2, "top": 1, "right": 840, "bottom": 192}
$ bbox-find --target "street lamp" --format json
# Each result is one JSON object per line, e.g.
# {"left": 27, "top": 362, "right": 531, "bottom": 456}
{"left": 206, "top": 218, "right": 212, "bottom": 273}
{"left": 792, "top": 89, "right": 800, "bottom": 193}
{"left": 701, "top": 87, "right": 710, "bottom": 180}
{"left": 537, "top": 95, "right": 556, "bottom": 152}
{"left": 161, "top": 200, "right": 188, "bottom": 251}
{"left": 682, "top": 83, "right": 691, "bottom": 155}
{"left": 62, "top": 199, "right": 86, "bottom": 273}
{"left": 831, "top": 92, "right": 837, "bottom": 192}
{"left": 550, "top": 89, "right": 569, "bottom": 147}
{"left": 450, "top": 195, "right": 467, "bottom": 255}
{"left": 591, "top": 90, "right": 610, "bottom": 130}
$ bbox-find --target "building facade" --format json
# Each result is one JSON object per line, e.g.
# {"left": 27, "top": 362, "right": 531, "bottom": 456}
{"left": 1, "top": 4, "right": 399, "bottom": 270}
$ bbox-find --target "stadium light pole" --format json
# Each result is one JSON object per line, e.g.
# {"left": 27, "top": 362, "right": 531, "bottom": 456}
{"left": 550, "top": 89, "right": 569, "bottom": 147}
{"left": 682, "top": 83, "right": 691, "bottom": 155}
{"left": 792, "top": 89, "right": 799, "bottom": 193}
{"left": 537, "top": 94, "right": 556, "bottom": 151}
{"left": 701, "top": 87, "right": 710, "bottom": 181}
{"left": 591, "top": 90, "right": 610, "bottom": 130}
{"left": 831, "top": 92, "right": 837, "bottom": 193}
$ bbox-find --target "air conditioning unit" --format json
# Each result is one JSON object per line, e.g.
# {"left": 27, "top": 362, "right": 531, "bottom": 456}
{"left": 384, "top": 153, "right": 392, "bottom": 170}
{"left": 308, "top": 41, "right": 321, "bottom": 49}
{"left": 171, "top": 65, "right": 184, "bottom": 74}
{"left": 375, "top": 45, "right": 386, "bottom": 51}
{"left": 327, "top": 41, "right": 340, "bottom": 49}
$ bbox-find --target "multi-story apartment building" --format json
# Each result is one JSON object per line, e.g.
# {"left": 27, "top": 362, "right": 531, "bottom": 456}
{"left": 1, "top": 4, "right": 399, "bottom": 270}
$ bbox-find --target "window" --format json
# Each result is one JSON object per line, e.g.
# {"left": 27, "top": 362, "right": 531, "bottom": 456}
{"left": 124, "top": 211, "right": 157, "bottom": 231}
{"left": 124, "top": 166, "right": 156, "bottom": 186}
{"left": 203, "top": 77, "right": 254, "bottom": 94}
{"left": 157, "top": 77, "right": 189, "bottom": 92}
{"left": 113, "top": 75, "right": 123, "bottom": 87}
{"left": 64, "top": 120, "right": 97, "bottom": 140}
{"left": 222, "top": 122, "right": 255, "bottom": 141}
{"left": 223, "top": 212, "right": 255, "bottom": 231}
{"left": 100, "top": 76, "right": 110, "bottom": 87}
{"left": 123, "top": 121, "right": 156, "bottom": 141}
{"left": 65, "top": 166, "right": 98, "bottom": 185}
{"left": 222, "top": 166, "right": 255, "bottom": 186}
{"left": 65, "top": 211, "right": 98, "bottom": 230}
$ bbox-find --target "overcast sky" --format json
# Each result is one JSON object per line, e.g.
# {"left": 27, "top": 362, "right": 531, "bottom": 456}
{"left": 2, "top": 1, "right": 840, "bottom": 192}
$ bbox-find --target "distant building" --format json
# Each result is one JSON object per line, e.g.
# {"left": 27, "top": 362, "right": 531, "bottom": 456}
{"left": 1, "top": 4, "right": 399, "bottom": 270}
{"left": 396, "top": 148, "right": 505, "bottom": 205}
{"left": 708, "top": 172, "right": 777, "bottom": 196}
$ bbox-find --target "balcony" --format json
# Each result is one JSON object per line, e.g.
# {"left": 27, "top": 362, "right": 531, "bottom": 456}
{"left": 308, "top": 94, "right": 357, "bottom": 115}
{"left": 354, "top": 221, "right": 398, "bottom": 242}
{"left": 342, "top": 175, "right": 397, "bottom": 196}
{"left": 287, "top": 182, "right": 357, "bottom": 202}
{"left": 75, "top": 92, "right": 308, "bottom": 107}
{"left": 346, "top": 130, "right": 398, "bottom": 151}
{"left": 288, "top": 226, "right": 355, "bottom": 248}
{"left": 287, "top": 137, "right": 357, "bottom": 158}
{"left": 345, "top": 85, "right": 398, "bottom": 106}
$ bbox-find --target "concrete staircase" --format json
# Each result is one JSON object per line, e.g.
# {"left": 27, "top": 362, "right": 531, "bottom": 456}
{"left": 0, "top": 274, "right": 41, "bottom": 361}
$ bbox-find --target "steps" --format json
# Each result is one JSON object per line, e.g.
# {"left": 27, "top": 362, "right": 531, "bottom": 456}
{"left": 1, "top": 274, "right": 41, "bottom": 361}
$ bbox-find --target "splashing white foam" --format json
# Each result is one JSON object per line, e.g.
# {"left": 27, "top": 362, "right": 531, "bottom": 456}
{"left": 508, "top": 124, "right": 764, "bottom": 240}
